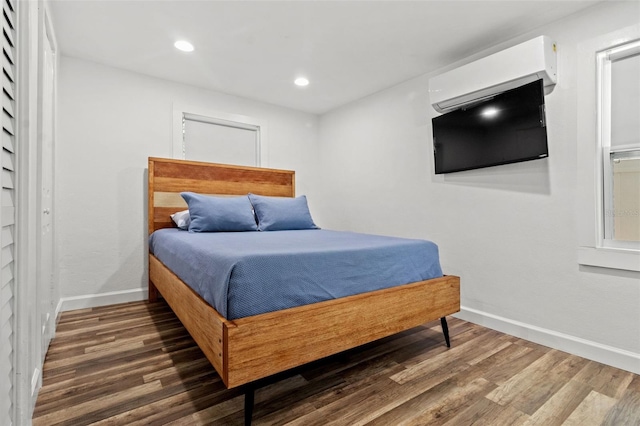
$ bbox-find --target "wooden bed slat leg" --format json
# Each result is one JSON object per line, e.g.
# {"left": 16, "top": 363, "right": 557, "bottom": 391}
{"left": 441, "top": 317, "right": 451, "bottom": 348}
{"left": 245, "top": 386, "right": 255, "bottom": 426}
{"left": 149, "top": 280, "right": 159, "bottom": 302}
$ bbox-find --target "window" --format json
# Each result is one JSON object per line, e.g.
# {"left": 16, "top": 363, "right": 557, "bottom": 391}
{"left": 182, "top": 114, "right": 260, "bottom": 167}
{"left": 172, "top": 104, "right": 268, "bottom": 167}
{"left": 577, "top": 28, "right": 640, "bottom": 272}
{"left": 598, "top": 40, "right": 640, "bottom": 250}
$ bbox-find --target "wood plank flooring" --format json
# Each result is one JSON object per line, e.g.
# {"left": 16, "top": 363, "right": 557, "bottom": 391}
{"left": 33, "top": 300, "right": 640, "bottom": 425}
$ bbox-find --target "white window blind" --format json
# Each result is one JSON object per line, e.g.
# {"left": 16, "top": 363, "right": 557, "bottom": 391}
{"left": 1, "top": 0, "right": 16, "bottom": 424}
{"left": 183, "top": 114, "right": 259, "bottom": 167}
{"left": 611, "top": 52, "right": 639, "bottom": 148}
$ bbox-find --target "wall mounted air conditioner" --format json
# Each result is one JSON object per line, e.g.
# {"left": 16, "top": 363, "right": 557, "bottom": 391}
{"left": 429, "top": 35, "right": 557, "bottom": 113}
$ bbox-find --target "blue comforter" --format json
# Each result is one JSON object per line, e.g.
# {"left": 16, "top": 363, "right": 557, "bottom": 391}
{"left": 149, "top": 229, "right": 443, "bottom": 320}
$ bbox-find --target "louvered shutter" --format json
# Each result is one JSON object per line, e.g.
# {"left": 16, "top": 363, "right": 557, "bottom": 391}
{"left": 1, "top": 0, "right": 16, "bottom": 424}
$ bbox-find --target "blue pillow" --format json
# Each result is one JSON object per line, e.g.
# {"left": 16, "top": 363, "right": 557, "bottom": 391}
{"left": 180, "top": 192, "right": 258, "bottom": 232}
{"left": 248, "top": 193, "right": 318, "bottom": 231}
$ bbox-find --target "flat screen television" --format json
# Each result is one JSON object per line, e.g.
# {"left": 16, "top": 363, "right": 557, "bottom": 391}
{"left": 432, "top": 79, "right": 548, "bottom": 174}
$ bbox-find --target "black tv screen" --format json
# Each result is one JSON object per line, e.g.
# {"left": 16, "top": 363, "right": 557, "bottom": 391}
{"left": 432, "top": 79, "right": 548, "bottom": 174}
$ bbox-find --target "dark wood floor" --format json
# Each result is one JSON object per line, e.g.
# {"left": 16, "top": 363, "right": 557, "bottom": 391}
{"left": 33, "top": 300, "right": 639, "bottom": 425}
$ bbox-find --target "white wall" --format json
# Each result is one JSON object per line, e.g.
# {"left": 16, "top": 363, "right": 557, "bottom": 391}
{"left": 56, "top": 56, "right": 319, "bottom": 304}
{"left": 316, "top": 1, "right": 640, "bottom": 372}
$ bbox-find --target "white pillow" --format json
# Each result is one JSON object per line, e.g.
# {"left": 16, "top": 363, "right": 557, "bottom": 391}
{"left": 170, "top": 209, "right": 191, "bottom": 230}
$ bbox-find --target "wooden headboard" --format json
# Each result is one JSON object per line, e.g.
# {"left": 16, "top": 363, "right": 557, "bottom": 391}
{"left": 148, "top": 157, "right": 295, "bottom": 234}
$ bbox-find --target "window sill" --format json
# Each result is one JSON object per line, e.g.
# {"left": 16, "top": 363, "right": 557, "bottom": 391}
{"left": 578, "top": 246, "right": 640, "bottom": 272}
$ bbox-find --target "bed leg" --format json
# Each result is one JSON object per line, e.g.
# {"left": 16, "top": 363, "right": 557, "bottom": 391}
{"left": 244, "top": 386, "right": 255, "bottom": 426}
{"left": 149, "top": 280, "right": 159, "bottom": 302}
{"left": 440, "top": 317, "right": 451, "bottom": 348}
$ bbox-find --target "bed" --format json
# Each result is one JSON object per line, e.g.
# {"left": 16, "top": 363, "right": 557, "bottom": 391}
{"left": 147, "top": 157, "right": 460, "bottom": 423}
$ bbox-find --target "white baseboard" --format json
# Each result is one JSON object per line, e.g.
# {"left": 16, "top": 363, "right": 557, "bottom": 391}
{"left": 58, "top": 288, "right": 147, "bottom": 312}
{"left": 55, "top": 297, "right": 64, "bottom": 321}
{"left": 456, "top": 306, "right": 640, "bottom": 375}
{"left": 30, "top": 367, "right": 40, "bottom": 398}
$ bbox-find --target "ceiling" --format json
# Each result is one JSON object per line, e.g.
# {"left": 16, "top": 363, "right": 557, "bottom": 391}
{"left": 49, "top": 0, "right": 603, "bottom": 115}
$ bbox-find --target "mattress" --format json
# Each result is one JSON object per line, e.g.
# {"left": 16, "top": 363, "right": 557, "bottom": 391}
{"left": 149, "top": 229, "right": 443, "bottom": 320}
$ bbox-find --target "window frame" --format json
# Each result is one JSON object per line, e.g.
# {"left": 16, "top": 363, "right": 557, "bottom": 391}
{"left": 577, "top": 26, "right": 640, "bottom": 272}
{"left": 596, "top": 40, "right": 640, "bottom": 251}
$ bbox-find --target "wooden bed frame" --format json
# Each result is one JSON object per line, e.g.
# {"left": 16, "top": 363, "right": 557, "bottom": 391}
{"left": 147, "top": 156, "right": 460, "bottom": 413}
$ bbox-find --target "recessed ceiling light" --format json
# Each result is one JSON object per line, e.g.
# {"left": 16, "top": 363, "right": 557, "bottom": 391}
{"left": 174, "top": 40, "right": 194, "bottom": 52}
{"left": 294, "top": 77, "right": 309, "bottom": 87}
